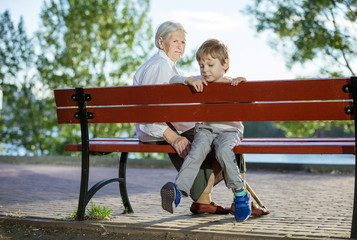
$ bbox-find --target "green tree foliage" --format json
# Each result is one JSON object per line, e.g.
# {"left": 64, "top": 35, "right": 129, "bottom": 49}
{"left": 245, "top": 0, "right": 356, "bottom": 76}
{"left": 177, "top": 49, "right": 196, "bottom": 72}
{"left": 0, "top": 1, "right": 154, "bottom": 156}
{"left": 0, "top": 11, "right": 55, "bottom": 155}
{"left": 245, "top": 0, "right": 356, "bottom": 137}
{"left": 34, "top": 0, "right": 153, "bottom": 155}
{"left": 0, "top": 11, "right": 34, "bottom": 85}
{"left": 0, "top": 83, "right": 60, "bottom": 155}
{"left": 274, "top": 120, "right": 354, "bottom": 138}
{"left": 37, "top": 0, "right": 153, "bottom": 89}
{"left": 244, "top": 121, "right": 286, "bottom": 137}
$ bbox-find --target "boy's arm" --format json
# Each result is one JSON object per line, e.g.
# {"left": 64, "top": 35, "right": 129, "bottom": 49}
{"left": 170, "top": 75, "right": 207, "bottom": 92}
{"left": 185, "top": 77, "right": 207, "bottom": 92}
{"left": 170, "top": 75, "right": 188, "bottom": 84}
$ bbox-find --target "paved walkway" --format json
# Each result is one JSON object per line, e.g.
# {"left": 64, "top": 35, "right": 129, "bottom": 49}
{"left": 0, "top": 163, "right": 355, "bottom": 239}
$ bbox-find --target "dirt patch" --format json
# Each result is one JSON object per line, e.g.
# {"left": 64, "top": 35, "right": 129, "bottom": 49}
{"left": 0, "top": 220, "right": 184, "bottom": 240}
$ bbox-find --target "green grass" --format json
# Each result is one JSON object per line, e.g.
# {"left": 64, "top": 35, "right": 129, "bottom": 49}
{"left": 6, "top": 210, "right": 26, "bottom": 218}
{"left": 85, "top": 202, "right": 112, "bottom": 220}
{"left": 66, "top": 201, "right": 112, "bottom": 220}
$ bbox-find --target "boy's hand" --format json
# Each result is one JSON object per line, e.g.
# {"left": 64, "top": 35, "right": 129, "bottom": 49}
{"left": 185, "top": 77, "right": 208, "bottom": 92}
{"left": 231, "top": 77, "right": 247, "bottom": 86}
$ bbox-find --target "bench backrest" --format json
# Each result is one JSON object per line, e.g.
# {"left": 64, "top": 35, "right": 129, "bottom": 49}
{"left": 55, "top": 78, "right": 354, "bottom": 124}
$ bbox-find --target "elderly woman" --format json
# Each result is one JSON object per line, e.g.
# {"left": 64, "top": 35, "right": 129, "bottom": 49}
{"left": 133, "top": 21, "right": 250, "bottom": 214}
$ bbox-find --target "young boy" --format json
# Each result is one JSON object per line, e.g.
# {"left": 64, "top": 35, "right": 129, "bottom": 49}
{"left": 160, "top": 39, "right": 251, "bottom": 222}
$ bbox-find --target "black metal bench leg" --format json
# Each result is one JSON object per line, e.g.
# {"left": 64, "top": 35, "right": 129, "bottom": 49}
{"left": 352, "top": 153, "right": 357, "bottom": 238}
{"left": 351, "top": 77, "right": 357, "bottom": 238}
{"left": 74, "top": 87, "right": 90, "bottom": 221}
{"left": 119, "top": 152, "right": 133, "bottom": 213}
{"left": 76, "top": 153, "right": 89, "bottom": 220}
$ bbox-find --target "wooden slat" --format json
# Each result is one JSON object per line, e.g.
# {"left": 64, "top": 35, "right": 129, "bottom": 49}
{"left": 90, "top": 137, "right": 355, "bottom": 143}
{"left": 65, "top": 141, "right": 175, "bottom": 153}
{"left": 56, "top": 101, "right": 353, "bottom": 124}
{"left": 243, "top": 138, "right": 355, "bottom": 142}
{"left": 91, "top": 137, "right": 139, "bottom": 142}
{"left": 65, "top": 140, "right": 355, "bottom": 154}
{"left": 238, "top": 142, "right": 355, "bottom": 154}
{"left": 54, "top": 78, "right": 351, "bottom": 107}
{"left": 54, "top": 88, "right": 76, "bottom": 107}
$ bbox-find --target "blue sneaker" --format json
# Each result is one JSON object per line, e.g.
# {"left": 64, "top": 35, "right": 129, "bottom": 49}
{"left": 233, "top": 188, "right": 251, "bottom": 222}
{"left": 160, "top": 182, "right": 181, "bottom": 213}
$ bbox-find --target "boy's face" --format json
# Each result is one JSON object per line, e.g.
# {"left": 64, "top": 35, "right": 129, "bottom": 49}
{"left": 198, "top": 54, "right": 228, "bottom": 82}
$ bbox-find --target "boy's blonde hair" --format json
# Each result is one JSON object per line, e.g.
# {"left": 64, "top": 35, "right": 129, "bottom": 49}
{"left": 196, "top": 39, "right": 230, "bottom": 72}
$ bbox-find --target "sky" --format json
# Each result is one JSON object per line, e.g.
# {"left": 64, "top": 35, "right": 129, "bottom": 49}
{"left": 0, "top": 0, "right": 310, "bottom": 81}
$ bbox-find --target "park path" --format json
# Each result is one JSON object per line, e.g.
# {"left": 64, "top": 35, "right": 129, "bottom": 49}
{"left": 0, "top": 163, "right": 354, "bottom": 239}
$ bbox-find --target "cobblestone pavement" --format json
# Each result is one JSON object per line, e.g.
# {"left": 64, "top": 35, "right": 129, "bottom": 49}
{"left": 0, "top": 163, "right": 354, "bottom": 239}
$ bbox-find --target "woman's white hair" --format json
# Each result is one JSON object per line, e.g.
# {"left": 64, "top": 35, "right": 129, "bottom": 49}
{"left": 155, "top": 21, "right": 186, "bottom": 49}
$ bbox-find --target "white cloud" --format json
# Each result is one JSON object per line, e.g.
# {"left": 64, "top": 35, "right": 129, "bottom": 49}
{"left": 161, "top": 10, "right": 241, "bottom": 32}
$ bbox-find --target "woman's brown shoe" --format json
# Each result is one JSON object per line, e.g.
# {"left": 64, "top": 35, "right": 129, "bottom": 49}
{"left": 231, "top": 201, "right": 270, "bottom": 216}
{"left": 251, "top": 201, "right": 270, "bottom": 215}
{"left": 190, "top": 201, "right": 231, "bottom": 214}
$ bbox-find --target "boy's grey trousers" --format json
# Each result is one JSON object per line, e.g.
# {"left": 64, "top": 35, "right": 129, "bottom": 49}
{"left": 176, "top": 124, "right": 245, "bottom": 196}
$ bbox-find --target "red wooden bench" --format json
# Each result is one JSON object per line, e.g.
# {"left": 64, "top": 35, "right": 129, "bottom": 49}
{"left": 54, "top": 77, "right": 357, "bottom": 237}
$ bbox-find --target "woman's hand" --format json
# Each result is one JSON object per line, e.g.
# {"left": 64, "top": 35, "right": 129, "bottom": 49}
{"left": 231, "top": 77, "right": 247, "bottom": 86}
{"left": 185, "top": 77, "right": 208, "bottom": 92}
{"left": 171, "top": 135, "right": 191, "bottom": 158}
{"left": 163, "top": 127, "right": 191, "bottom": 158}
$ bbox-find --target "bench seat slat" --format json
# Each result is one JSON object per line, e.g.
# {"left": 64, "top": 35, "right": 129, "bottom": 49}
{"left": 238, "top": 143, "right": 354, "bottom": 154}
{"left": 89, "top": 137, "right": 354, "bottom": 143}
{"left": 65, "top": 140, "right": 355, "bottom": 154}
{"left": 57, "top": 101, "right": 353, "bottom": 124}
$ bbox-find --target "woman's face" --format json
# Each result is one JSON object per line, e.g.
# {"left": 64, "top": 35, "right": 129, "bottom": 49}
{"left": 159, "top": 29, "right": 186, "bottom": 64}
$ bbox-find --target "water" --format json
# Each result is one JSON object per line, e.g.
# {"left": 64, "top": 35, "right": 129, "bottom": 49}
{"left": 245, "top": 154, "right": 355, "bottom": 165}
